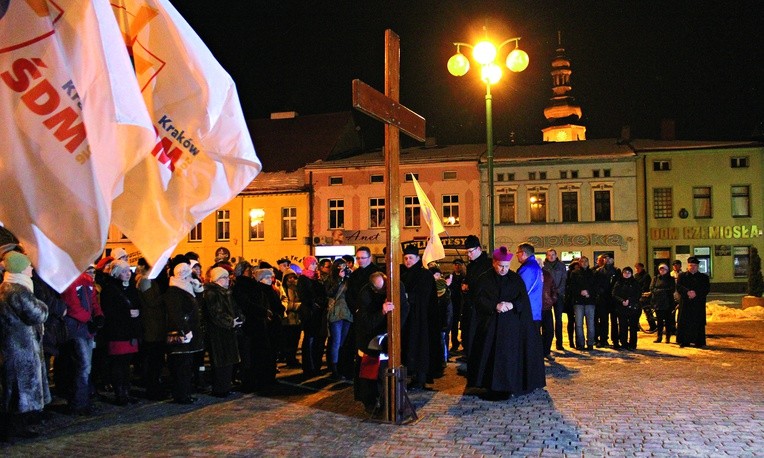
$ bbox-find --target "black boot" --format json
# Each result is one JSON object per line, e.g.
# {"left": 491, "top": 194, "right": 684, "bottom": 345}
{"left": 654, "top": 331, "right": 663, "bottom": 343}
{"left": 665, "top": 333, "right": 671, "bottom": 343}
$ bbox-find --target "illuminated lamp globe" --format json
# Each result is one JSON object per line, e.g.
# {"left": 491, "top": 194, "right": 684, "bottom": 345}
{"left": 473, "top": 41, "right": 497, "bottom": 65}
{"left": 506, "top": 48, "right": 529, "bottom": 72}
{"left": 447, "top": 53, "right": 470, "bottom": 76}
{"left": 481, "top": 63, "right": 502, "bottom": 85}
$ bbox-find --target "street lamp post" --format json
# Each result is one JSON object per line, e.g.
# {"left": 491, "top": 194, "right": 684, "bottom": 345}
{"left": 448, "top": 30, "right": 529, "bottom": 253}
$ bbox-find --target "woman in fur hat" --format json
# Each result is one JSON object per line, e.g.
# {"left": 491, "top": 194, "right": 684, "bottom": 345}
{"left": 0, "top": 251, "right": 49, "bottom": 441}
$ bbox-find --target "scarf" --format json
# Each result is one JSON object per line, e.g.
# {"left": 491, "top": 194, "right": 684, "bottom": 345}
{"left": 301, "top": 269, "right": 316, "bottom": 280}
{"left": 3, "top": 271, "right": 34, "bottom": 293}
{"left": 169, "top": 275, "right": 195, "bottom": 297}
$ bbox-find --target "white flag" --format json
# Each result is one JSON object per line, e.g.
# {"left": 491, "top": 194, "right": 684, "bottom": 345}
{"left": 410, "top": 174, "right": 445, "bottom": 266}
{"left": 0, "top": 0, "right": 155, "bottom": 292}
{"left": 109, "top": 0, "right": 262, "bottom": 274}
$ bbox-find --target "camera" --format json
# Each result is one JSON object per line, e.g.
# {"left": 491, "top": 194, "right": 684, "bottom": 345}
{"left": 342, "top": 267, "right": 352, "bottom": 278}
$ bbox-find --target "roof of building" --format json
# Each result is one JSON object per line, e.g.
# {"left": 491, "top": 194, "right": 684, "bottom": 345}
{"left": 492, "top": 138, "right": 634, "bottom": 163}
{"left": 240, "top": 168, "right": 307, "bottom": 195}
{"left": 628, "top": 139, "right": 763, "bottom": 152}
{"left": 247, "top": 111, "right": 362, "bottom": 173}
{"left": 304, "top": 143, "right": 485, "bottom": 169}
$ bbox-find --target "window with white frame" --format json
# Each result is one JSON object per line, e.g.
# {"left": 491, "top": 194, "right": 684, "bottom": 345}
{"left": 593, "top": 189, "right": 612, "bottom": 221}
{"left": 653, "top": 160, "right": 671, "bottom": 171}
{"left": 731, "top": 157, "right": 749, "bottom": 168}
{"left": 731, "top": 185, "right": 750, "bottom": 217}
{"left": 249, "top": 208, "right": 265, "bottom": 240}
{"left": 369, "top": 198, "right": 385, "bottom": 228}
{"left": 281, "top": 207, "right": 297, "bottom": 240}
{"left": 442, "top": 194, "right": 459, "bottom": 226}
{"left": 216, "top": 210, "right": 230, "bottom": 241}
{"left": 529, "top": 190, "right": 547, "bottom": 223}
{"left": 188, "top": 222, "right": 202, "bottom": 242}
{"left": 693, "top": 187, "right": 712, "bottom": 218}
{"left": 499, "top": 193, "right": 516, "bottom": 224}
{"left": 404, "top": 196, "right": 420, "bottom": 227}
{"left": 328, "top": 199, "right": 345, "bottom": 229}
{"left": 561, "top": 191, "right": 579, "bottom": 222}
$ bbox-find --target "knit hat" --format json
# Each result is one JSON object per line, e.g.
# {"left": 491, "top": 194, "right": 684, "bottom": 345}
{"left": 436, "top": 278, "right": 448, "bottom": 297}
{"left": 302, "top": 256, "right": 318, "bottom": 270}
{"left": 110, "top": 260, "right": 131, "bottom": 278}
{"left": 658, "top": 263, "right": 669, "bottom": 271}
{"left": 174, "top": 262, "right": 192, "bottom": 280}
{"left": 234, "top": 260, "right": 252, "bottom": 277}
{"left": 259, "top": 261, "right": 273, "bottom": 269}
{"left": 209, "top": 266, "right": 229, "bottom": 282}
{"left": 429, "top": 266, "right": 442, "bottom": 276}
{"left": 282, "top": 268, "right": 298, "bottom": 281}
{"left": 112, "top": 247, "right": 128, "bottom": 261}
{"left": 254, "top": 268, "right": 274, "bottom": 282}
{"left": 452, "top": 259, "right": 464, "bottom": 265}
{"left": 687, "top": 257, "right": 700, "bottom": 265}
{"left": 492, "top": 246, "right": 513, "bottom": 262}
{"left": 276, "top": 257, "right": 291, "bottom": 266}
{"left": 464, "top": 235, "right": 481, "bottom": 249}
{"left": 3, "top": 251, "right": 31, "bottom": 274}
{"left": 96, "top": 256, "right": 114, "bottom": 271}
{"left": 622, "top": 266, "right": 633, "bottom": 274}
{"left": 402, "top": 244, "right": 419, "bottom": 256}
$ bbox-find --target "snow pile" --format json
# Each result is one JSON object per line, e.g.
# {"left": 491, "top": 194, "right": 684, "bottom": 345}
{"left": 706, "top": 301, "right": 764, "bottom": 322}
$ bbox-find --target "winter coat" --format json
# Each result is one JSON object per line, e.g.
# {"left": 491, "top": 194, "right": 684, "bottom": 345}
{"left": 61, "top": 273, "right": 104, "bottom": 340}
{"left": 163, "top": 286, "right": 203, "bottom": 355}
{"left": 612, "top": 277, "right": 642, "bottom": 312}
{"left": 650, "top": 274, "right": 676, "bottom": 311}
{"left": 0, "top": 282, "right": 50, "bottom": 414}
{"left": 543, "top": 258, "right": 567, "bottom": 298}
{"left": 100, "top": 276, "right": 143, "bottom": 342}
{"left": 202, "top": 282, "right": 240, "bottom": 368}
{"left": 518, "top": 258, "right": 543, "bottom": 321}
{"left": 568, "top": 267, "right": 596, "bottom": 306}
{"left": 326, "top": 279, "right": 353, "bottom": 323}
{"left": 541, "top": 269, "right": 558, "bottom": 312}
{"left": 400, "top": 260, "right": 434, "bottom": 379}
{"left": 34, "top": 274, "right": 69, "bottom": 355}
{"left": 296, "top": 274, "right": 328, "bottom": 335}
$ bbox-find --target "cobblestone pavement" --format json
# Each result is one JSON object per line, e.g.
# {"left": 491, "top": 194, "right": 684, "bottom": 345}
{"left": 4, "top": 317, "right": 764, "bottom": 457}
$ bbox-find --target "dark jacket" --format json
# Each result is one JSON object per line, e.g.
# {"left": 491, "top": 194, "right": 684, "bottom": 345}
{"left": 202, "top": 282, "right": 240, "bottom": 368}
{"left": 296, "top": 274, "right": 328, "bottom": 335}
{"left": 60, "top": 273, "right": 103, "bottom": 340}
{"left": 541, "top": 269, "right": 558, "bottom": 312}
{"left": 612, "top": 277, "right": 642, "bottom": 312}
{"left": 568, "top": 267, "right": 596, "bottom": 306}
{"left": 163, "top": 286, "right": 203, "bottom": 354}
{"left": 100, "top": 276, "right": 143, "bottom": 342}
{"left": 650, "top": 274, "right": 676, "bottom": 311}
{"left": 400, "top": 260, "right": 434, "bottom": 378}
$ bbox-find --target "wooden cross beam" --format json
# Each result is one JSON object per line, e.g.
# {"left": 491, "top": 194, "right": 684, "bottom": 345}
{"left": 352, "top": 29, "right": 425, "bottom": 425}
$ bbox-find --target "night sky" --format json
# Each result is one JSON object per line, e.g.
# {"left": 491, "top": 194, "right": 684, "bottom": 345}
{"left": 172, "top": 1, "right": 764, "bottom": 148}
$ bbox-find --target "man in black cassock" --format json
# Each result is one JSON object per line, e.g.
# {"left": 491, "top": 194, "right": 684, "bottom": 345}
{"left": 400, "top": 244, "right": 434, "bottom": 390}
{"left": 467, "top": 246, "right": 546, "bottom": 400}
{"left": 676, "top": 256, "right": 711, "bottom": 348}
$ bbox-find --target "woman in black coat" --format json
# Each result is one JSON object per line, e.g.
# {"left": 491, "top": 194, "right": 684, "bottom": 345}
{"left": 650, "top": 264, "right": 677, "bottom": 343}
{"left": 611, "top": 267, "right": 642, "bottom": 350}
{"left": 296, "top": 257, "right": 328, "bottom": 376}
{"left": 100, "top": 260, "right": 143, "bottom": 405}
{"left": 202, "top": 267, "right": 243, "bottom": 397}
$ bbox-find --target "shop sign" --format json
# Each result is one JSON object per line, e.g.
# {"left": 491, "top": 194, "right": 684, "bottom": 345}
{"left": 650, "top": 225, "right": 762, "bottom": 241}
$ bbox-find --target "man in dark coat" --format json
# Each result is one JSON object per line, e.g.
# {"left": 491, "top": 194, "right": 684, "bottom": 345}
{"left": 676, "top": 257, "right": 711, "bottom": 348}
{"left": 594, "top": 254, "right": 620, "bottom": 348}
{"left": 202, "top": 267, "right": 243, "bottom": 397}
{"left": 634, "top": 262, "right": 656, "bottom": 333}
{"left": 343, "top": 246, "right": 381, "bottom": 379}
{"left": 467, "top": 246, "right": 546, "bottom": 400}
{"left": 462, "top": 235, "right": 492, "bottom": 358}
{"left": 400, "top": 244, "right": 434, "bottom": 390}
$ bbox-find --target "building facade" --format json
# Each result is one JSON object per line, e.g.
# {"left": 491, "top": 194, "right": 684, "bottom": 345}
{"left": 489, "top": 139, "right": 640, "bottom": 269}
{"left": 305, "top": 144, "right": 484, "bottom": 263}
{"left": 634, "top": 140, "right": 763, "bottom": 291}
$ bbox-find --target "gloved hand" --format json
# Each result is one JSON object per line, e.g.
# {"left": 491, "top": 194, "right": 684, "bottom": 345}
{"left": 233, "top": 317, "right": 244, "bottom": 328}
{"left": 87, "top": 314, "right": 105, "bottom": 333}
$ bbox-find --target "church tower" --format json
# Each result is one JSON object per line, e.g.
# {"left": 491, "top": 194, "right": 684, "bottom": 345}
{"left": 542, "top": 32, "right": 586, "bottom": 142}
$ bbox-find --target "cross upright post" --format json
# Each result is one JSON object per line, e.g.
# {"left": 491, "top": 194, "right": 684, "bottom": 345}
{"left": 352, "top": 29, "right": 425, "bottom": 425}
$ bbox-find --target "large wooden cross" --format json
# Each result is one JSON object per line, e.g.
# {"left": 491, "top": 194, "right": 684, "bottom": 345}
{"left": 352, "top": 29, "right": 425, "bottom": 425}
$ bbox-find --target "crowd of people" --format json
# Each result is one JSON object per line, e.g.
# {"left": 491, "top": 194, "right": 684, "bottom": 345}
{"left": 0, "top": 224, "right": 712, "bottom": 440}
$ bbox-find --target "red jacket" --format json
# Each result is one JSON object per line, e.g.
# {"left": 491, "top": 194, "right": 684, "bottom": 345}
{"left": 61, "top": 273, "right": 103, "bottom": 337}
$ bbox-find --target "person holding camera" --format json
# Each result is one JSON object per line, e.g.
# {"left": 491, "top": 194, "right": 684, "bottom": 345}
{"left": 325, "top": 259, "right": 353, "bottom": 380}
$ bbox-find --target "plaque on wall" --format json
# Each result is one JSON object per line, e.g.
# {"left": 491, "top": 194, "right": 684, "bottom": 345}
{"left": 715, "top": 245, "right": 731, "bottom": 256}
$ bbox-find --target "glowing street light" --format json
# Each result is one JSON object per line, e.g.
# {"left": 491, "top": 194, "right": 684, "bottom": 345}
{"left": 448, "top": 29, "right": 529, "bottom": 252}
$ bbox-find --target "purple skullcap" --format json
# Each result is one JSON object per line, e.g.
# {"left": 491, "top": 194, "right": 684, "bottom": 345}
{"left": 492, "top": 246, "right": 513, "bottom": 262}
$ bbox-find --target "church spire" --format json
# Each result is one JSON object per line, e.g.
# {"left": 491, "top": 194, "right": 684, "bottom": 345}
{"left": 542, "top": 32, "right": 586, "bottom": 142}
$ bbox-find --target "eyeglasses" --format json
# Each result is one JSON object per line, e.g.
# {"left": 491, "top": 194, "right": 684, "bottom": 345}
{"left": 356, "top": 256, "right": 370, "bottom": 260}
{"left": 466, "top": 248, "right": 478, "bottom": 255}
